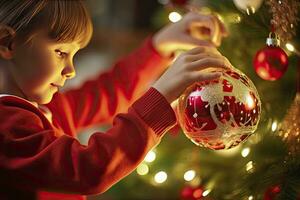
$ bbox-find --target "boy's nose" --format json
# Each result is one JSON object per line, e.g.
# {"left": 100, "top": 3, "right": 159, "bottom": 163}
{"left": 61, "top": 64, "right": 76, "bottom": 79}
{"left": 65, "top": 73, "right": 75, "bottom": 79}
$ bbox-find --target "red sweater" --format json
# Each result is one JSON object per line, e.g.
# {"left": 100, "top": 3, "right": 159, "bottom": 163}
{"left": 0, "top": 38, "right": 177, "bottom": 200}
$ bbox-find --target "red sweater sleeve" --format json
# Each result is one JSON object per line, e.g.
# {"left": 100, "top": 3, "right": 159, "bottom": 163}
{"left": 46, "top": 37, "right": 172, "bottom": 134}
{"left": 0, "top": 88, "right": 176, "bottom": 194}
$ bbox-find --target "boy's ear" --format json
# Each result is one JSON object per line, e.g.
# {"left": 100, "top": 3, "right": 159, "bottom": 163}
{"left": 0, "top": 25, "right": 16, "bottom": 60}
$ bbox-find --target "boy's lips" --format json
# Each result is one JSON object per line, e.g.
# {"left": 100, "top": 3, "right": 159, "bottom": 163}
{"left": 51, "top": 83, "right": 63, "bottom": 87}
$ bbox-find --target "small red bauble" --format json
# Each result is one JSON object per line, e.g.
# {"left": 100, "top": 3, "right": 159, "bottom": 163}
{"left": 253, "top": 32, "right": 288, "bottom": 81}
{"left": 264, "top": 185, "right": 281, "bottom": 200}
{"left": 177, "top": 68, "right": 261, "bottom": 150}
{"left": 181, "top": 185, "right": 204, "bottom": 200}
{"left": 264, "top": 185, "right": 300, "bottom": 200}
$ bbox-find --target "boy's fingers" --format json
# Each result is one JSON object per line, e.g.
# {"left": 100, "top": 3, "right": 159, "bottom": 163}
{"left": 215, "top": 35, "right": 222, "bottom": 47}
{"left": 184, "top": 46, "right": 220, "bottom": 56}
{"left": 183, "top": 46, "right": 206, "bottom": 55}
{"left": 189, "top": 21, "right": 218, "bottom": 45}
{"left": 184, "top": 53, "right": 224, "bottom": 62}
{"left": 191, "top": 72, "right": 222, "bottom": 82}
{"left": 215, "top": 15, "right": 229, "bottom": 37}
{"left": 188, "top": 11, "right": 228, "bottom": 37}
{"left": 185, "top": 12, "right": 228, "bottom": 47}
{"left": 187, "top": 13, "right": 221, "bottom": 42}
{"left": 187, "top": 57, "right": 232, "bottom": 71}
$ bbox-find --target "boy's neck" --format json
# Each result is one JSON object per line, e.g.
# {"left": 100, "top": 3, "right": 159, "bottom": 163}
{"left": 0, "top": 64, "right": 37, "bottom": 107}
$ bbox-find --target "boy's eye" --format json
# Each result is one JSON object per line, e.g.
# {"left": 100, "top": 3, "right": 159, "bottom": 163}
{"left": 55, "top": 50, "right": 67, "bottom": 58}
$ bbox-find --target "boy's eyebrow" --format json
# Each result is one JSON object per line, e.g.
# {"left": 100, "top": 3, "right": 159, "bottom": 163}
{"left": 56, "top": 43, "right": 80, "bottom": 52}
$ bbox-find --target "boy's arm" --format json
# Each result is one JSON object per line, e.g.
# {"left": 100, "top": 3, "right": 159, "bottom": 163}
{"left": 0, "top": 88, "right": 176, "bottom": 194}
{"left": 47, "top": 37, "right": 172, "bottom": 131}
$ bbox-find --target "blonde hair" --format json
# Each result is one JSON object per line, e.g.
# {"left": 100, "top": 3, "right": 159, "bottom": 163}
{"left": 0, "top": 0, "right": 93, "bottom": 48}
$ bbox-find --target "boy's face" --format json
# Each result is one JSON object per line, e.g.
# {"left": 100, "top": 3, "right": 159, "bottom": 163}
{"left": 10, "top": 31, "right": 80, "bottom": 104}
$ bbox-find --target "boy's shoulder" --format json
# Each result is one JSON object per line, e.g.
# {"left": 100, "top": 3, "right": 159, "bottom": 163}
{"left": 0, "top": 94, "right": 51, "bottom": 129}
{"left": 0, "top": 94, "right": 38, "bottom": 113}
{"left": 0, "top": 95, "right": 58, "bottom": 149}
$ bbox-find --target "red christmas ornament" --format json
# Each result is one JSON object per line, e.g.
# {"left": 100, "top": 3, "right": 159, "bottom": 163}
{"left": 177, "top": 68, "right": 261, "bottom": 150}
{"left": 264, "top": 185, "right": 281, "bottom": 200}
{"left": 181, "top": 185, "right": 204, "bottom": 200}
{"left": 264, "top": 185, "right": 300, "bottom": 200}
{"left": 253, "top": 32, "right": 288, "bottom": 81}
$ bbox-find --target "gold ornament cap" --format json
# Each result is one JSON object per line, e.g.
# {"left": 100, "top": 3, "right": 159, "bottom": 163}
{"left": 266, "top": 32, "right": 280, "bottom": 46}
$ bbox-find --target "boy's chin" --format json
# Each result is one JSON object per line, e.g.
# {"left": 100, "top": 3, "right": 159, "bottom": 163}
{"left": 40, "top": 95, "right": 54, "bottom": 105}
{"left": 30, "top": 93, "right": 54, "bottom": 105}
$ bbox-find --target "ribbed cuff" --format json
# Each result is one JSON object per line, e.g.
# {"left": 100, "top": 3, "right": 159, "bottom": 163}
{"left": 132, "top": 87, "right": 177, "bottom": 137}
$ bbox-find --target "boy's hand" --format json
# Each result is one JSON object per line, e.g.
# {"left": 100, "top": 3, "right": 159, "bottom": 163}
{"left": 153, "top": 11, "right": 228, "bottom": 57}
{"left": 152, "top": 47, "right": 233, "bottom": 104}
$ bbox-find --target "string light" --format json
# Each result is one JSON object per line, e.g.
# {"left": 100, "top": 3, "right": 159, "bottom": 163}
{"left": 286, "top": 43, "right": 295, "bottom": 52}
{"left": 235, "top": 15, "right": 241, "bottom": 23}
{"left": 246, "top": 161, "right": 254, "bottom": 172}
{"left": 136, "top": 163, "right": 149, "bottom": 176}
{"left": 144, "top": 151, "right": 156, "bottom": 163}
{"left": 241, "top": 147, "right": 250, "bottom": 157}
{"left": 271, "top": 121, "right": 278, "bottom": 132}
{"left": 202, "top": 189, "right": 211, "bottom": 197}
{"left": 168, "top": 11, "right": 182, "bottom": 23}
{"left": 285, "top": 42, "right": 300, "bottom": 56}
{"left": 154, "top": 171, "right": 168, "bottom": 183}
{"left": 248, "top": 195, "right": 254, "bottom": 200}
{"left": 184, "top": 170, "right": 196, "bottom": 181}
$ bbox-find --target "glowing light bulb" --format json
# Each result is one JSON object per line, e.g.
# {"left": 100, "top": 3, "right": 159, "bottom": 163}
{"left": 202, "top": 189, "right": 211, "bottom": 197}
{"left": 154, "top": 171, "right": 167, "bottom": 183}
{"left": 241, "top": 147, "right": 250, "bottom": 157}
{"left": 271, "top": 121, "right": 278, "bottom": 132}
{"left": 184, "top": 170, "right": 196, "bottom": 181}
{"left": 168, "top": 12, "right": 182, "bottom": 23}
{"left": 246, "top": 161, "right": 253, "bottom": 172}
{"left": 144, "top": 151, "right": 156, "bottom": 162}
{"left": 286, "top": 43, "right": 295, "bottom": 52}
{"left": 136, "top": 163, "right": 149, "bottom": 176}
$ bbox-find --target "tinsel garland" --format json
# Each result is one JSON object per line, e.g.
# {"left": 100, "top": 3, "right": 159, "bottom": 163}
{"left": 266, "top": 0, "right": 300, "bottom": 42}
{"left": 278, "top": 60, "right": 300, "bottom": 155}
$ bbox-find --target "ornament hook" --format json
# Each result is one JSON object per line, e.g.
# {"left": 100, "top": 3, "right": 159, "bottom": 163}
{"left": 266, "top": 32, "right": 280, "bottom": 46}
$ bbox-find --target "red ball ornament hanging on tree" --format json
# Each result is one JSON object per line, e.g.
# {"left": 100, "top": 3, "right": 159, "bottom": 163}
{"left": 180, "top": 185, "right": 204, "bottom": 200}
{"left": 253, "top": 32, "right": 289, "bottom": 81}
{"left": 264, "top": 185, "right": 281, "bottom": 200}
{"left": 263, "top": 185, "right": 300, "bottom": 200}
{"left": 177, "top": 68, "right": 261, "bottom": 150}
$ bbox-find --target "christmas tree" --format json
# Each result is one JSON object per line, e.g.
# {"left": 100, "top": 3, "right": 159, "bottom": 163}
{"left": 84, "top": 0, "right": 300, "bottom": 199}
